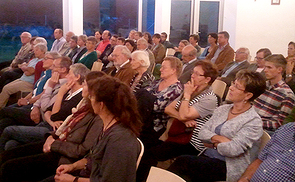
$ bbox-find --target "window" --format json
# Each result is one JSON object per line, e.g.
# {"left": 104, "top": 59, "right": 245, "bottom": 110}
{"left": 83, "top": 0, "right": 138, "bottom": 38}
{"left": 0, "top": 0, "right": 62, "bottom": 62}
{"left": 170, "top": 0, "right": 192, "bottom": 45}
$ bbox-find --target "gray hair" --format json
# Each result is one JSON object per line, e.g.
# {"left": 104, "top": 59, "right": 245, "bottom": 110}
{"left": 115, "top": 45, "right": 131, "bottom": 59}
{"left": 34, "top": 43, "right": 48, "bottom": 53}
{"left": 131, "top": 50, "right": 150, "bottom": 68}
{"left": 70, "top": 63, "right": 91, "bottom": 84}
{"left": 239, "top": 47, "right": 250, "bottom": 59}
{"left": 137, "top": 38, "right": 148, "bottom": 47}
{"left": 45, "top": 52, "right": 61, "bottom": 59}
{"left": 34, "top": 37, "right": 48, "bottom": 45}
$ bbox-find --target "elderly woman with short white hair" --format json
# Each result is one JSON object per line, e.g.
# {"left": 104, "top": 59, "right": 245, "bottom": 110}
{"left": 130, "top": 50, "right": 155, "bottom": 93}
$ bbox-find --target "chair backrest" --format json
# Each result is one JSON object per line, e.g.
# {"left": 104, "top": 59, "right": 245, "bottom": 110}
{"left": 136, "top": 138, "right": 144, "bottom": 169}
{"left": 258, "top": 130, "right": 271, "bottom": 154}
{"left": 211, "top": 79, "right": 227, "bottom": 99}
{"left": 250, "top": 130, "right": 271, "bottom": 162}
{"left": 91, "top": 61, "right": 103, "bottom": 71}
{"left": 146, "top": 166, "right": 186, "bottom": 182}
{"left": 166, "top": 48, "right": 176, "bottom": 56}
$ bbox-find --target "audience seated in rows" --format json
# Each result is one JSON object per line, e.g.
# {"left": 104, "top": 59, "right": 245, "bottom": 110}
{"left": 58, "top": 31, "right": 75, "bottom": 55}
{"left": 248, "top": 48, "right": 271, "bottom": 78}
{"left": 77, "top": 36, "right": 98, "bottom": 69}
{"left": 160, "top": 32, "right": 174, "bottom": 49}
{"left": 0, "top": 63, "right": 89, "bottom": 152}
{"left": 54, "top": 75, "right": 142, "bottom": 182}
{"left": 62, "top": 35, "right": 79, "bottom": 60}
{"left": 189, "top": 34, "right": 202, "bottom": 58}
{"left": 50, "top": 29, "right": 67, "bottom": 53}
{"left": 168, "top": 70, "right": 266, "bottom": 182}
{"left": 173, "top": 39, "right": 190, "bottom": 60}
{"left": 199, "top": 33, "right": 218, "bottom": 60}
{"left": 0, "top": 43, "right": 47, "bottom": 109}
{"left": 253, "top": 54, "right": 295, "bottom": 135}
{"left": 137, "top": 56, "right": 183, "bottom": 182}
{"left": 205, "top": 31, "right": 234, "bottom": 72}
{"left": 238, "top": 122, "right": 295, "bottom": 182}
{"left": 178, "top": 45, "right": 199, "bottom": 84}
{"left": 136, "top": 38, "right": 155, "bottom": 73}
{"left": 105, "top": 45, "right": 137, "bottom": 85}
{"left": 130, "top": 50, "right": 155, "bottom": 93}
{"left": 0, "top": 52, "right": 62, "bottom": 135}
{"left": 72, "top": 35, "right": 87, "bottom": 63}
{"left": 95, "top": 30, "right": 111, "bottom": 57}
{"left": 138, "top": 60, "right": 219, "bottom": 182}
{"left": 0, "top": 71, "right": 105, "bottom": 182}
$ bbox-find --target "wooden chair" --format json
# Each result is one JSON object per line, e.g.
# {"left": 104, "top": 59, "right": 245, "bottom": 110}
{"left": 136, "top": 138, "right": 144, "bottom": 169}
{"left": 166, "top": 48, "right": 176, "bottom": 57}
{"left": 146, "top": 166, "right": 186, "bottom": 182}
{"left": 91, "top": 60, "right": 103, "bottom": 71}
{"left": 250, "top": 130, "right": 271, "bottom": 162}
{"left": 211, "top": 79, "right": 227, "bottom": 99}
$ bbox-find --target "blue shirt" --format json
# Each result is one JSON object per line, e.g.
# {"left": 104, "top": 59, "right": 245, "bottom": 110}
{"left": 19, "top": 58, "right": 43, "bottom": 84}
{"left": 251, "top": 122, "right": 295, "bottom": 182}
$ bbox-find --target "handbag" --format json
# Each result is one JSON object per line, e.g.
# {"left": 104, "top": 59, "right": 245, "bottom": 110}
{"left": 165, "top": 118, "right": 193, "bottom": 144}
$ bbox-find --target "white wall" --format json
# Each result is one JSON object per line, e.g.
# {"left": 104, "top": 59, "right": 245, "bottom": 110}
{"left": 63, "top": 0, "right": 83, "bottom": 36}
{"left": 154, "top": 0, "right": 171, "bottom": 37}
{"left": 225, "top": 0, "right": 295, "bottom": 60}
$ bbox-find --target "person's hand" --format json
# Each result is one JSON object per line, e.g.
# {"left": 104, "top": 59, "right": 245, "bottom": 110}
{"left": 58, "top": 80, "right": 75, "bottom": 96}
{"left": 48, "top": 72, "right": 60, "bottom": 88}
{"left": 183, "top": 79, "right": 197, "bottom": 98}
{"left": 56, "top": 164, "right": 75, "bottom": 175}
{"left": 17, "top": 98, "right": 28, "bottom": 106}
{"left": 30, "top": 107, "right": 41, "bottom": 124}
{"left": 184, "top": 120, "right": 197, "bottom": 128}
{"left": 49, "top": 121, "right": 63, "bottom": 131}
{"left": 54, "top": 173, "right": 75, "bottom": 182}
{"left": 43, "top": 135, "right": 55, "bottom": 153}
{"left": 211, "top": 135, "right": 231, "bottom": 144}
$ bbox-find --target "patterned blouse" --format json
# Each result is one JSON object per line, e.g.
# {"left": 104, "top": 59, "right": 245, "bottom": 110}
{"left": 130, "top": 71, "right": 155, "bottom": 93}
{"left": 146, "top": 79, "right": 183, "bottom": 132}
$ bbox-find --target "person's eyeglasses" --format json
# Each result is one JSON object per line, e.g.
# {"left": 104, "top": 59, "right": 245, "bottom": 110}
{"left": 191, "top": 70, "right": 205, "bottom": 77}
{"left": 231, "top": 81, "right": 245, "bottom": 91}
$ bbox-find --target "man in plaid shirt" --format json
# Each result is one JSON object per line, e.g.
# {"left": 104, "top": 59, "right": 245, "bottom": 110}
{"left": 253, "top": 54, "right": 295, "bottom": 134}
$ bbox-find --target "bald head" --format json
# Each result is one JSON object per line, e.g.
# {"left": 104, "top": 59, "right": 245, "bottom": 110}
{"left": 181, "top": 45, "right": 198, "bottom": 63}
{"left": 65, "top": 31, "right": 75, "bottom": 42}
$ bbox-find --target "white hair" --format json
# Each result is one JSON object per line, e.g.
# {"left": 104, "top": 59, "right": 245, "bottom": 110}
{"left": 131, "top": 50, "right": 150, "bottom": 68}
{"left": 115, "top": 45, "right": 131, "bottom": 59}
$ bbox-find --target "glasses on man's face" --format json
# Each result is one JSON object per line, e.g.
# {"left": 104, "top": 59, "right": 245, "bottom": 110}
{"left": 191, "top": 70, "right": 205, "bottom": 77}
{"left": 230, "top": 81, "right": 245, "bottom": 91}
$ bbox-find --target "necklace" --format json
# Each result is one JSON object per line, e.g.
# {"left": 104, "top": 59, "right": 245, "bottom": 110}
{"left": 230, "top": 106, "right": 251, "bottom": 115}
{"left": 103, "top": 116, "right": 116, "bottom": 132}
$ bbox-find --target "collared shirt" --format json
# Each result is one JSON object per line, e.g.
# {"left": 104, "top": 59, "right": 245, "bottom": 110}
{"left": 211, "top": 43, "right": 227, "bottom": 64}
{"left": 65, "top": 88, "right": 83, "bottom": 100}
{"left": 253, "top": 80, "right": 295, "bottom": 131}
{"left": 182, "top": 58, "right": 197, "bottom": 71}
{"left": 96, "top": 39, "right": 110, "bottom": 53}
{"left": 251, "top": 122, "right": 295, "bottom": 182}
{"left": 51, "top": 37, "right": 66, "bottom": 52}
{"left": 221, "top": 59, "right": 247, "bottom": 77}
